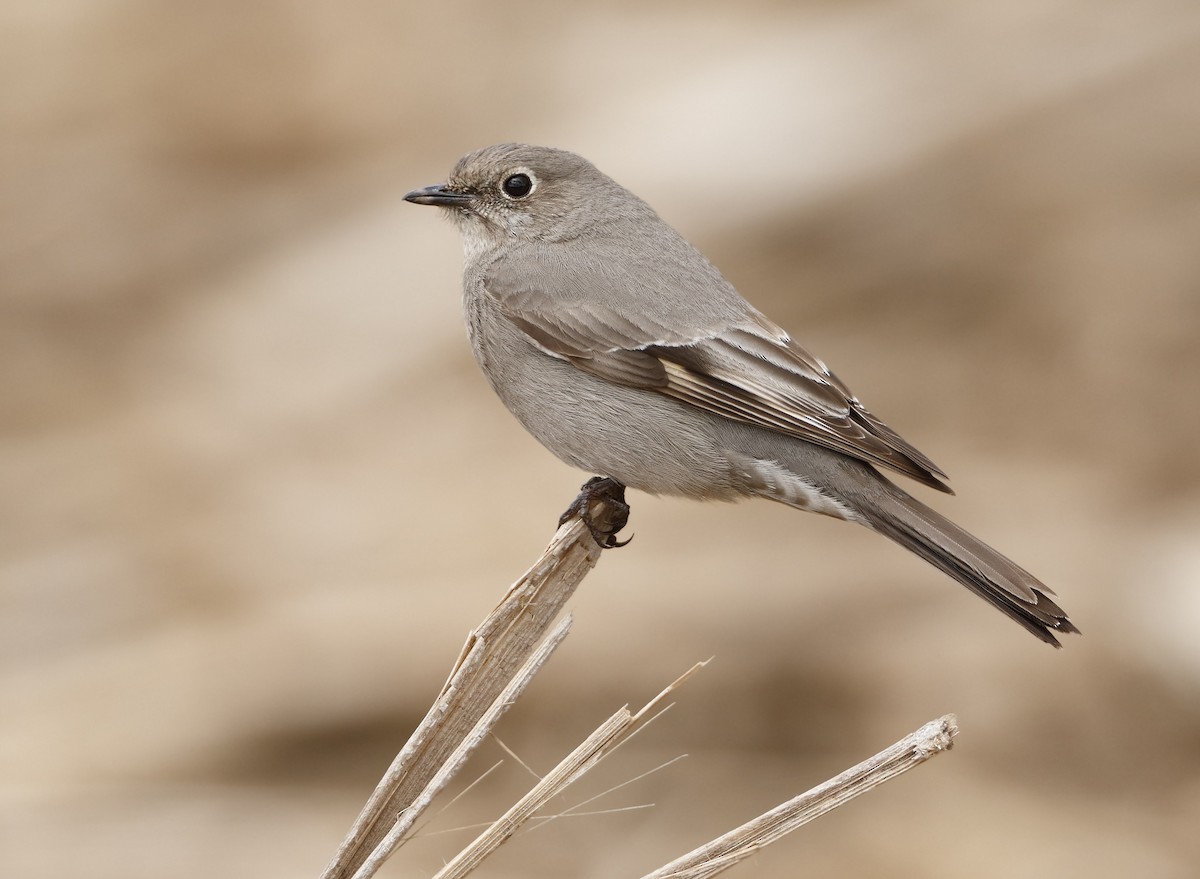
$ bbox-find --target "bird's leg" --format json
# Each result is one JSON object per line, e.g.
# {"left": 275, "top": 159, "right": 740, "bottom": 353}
{"left": 559, "top": 476, "right": 632, "bottom": 549}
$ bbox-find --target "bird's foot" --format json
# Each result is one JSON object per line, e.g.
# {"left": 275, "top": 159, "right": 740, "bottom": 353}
{"left": 559, "top": 476, "right": 632, "bottom": 549}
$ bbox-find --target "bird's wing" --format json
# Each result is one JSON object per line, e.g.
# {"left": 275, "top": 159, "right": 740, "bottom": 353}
{"left": 483, "top": 250, "right": 951, "bottom": 492}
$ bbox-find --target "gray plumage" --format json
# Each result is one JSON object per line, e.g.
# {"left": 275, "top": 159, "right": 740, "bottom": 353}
{"left": 404, "top": 143, "right": 1078, "bottom": 646}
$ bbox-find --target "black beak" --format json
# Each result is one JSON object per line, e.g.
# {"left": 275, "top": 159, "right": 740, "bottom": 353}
{"left": 403, "top": 183, "right": 473, "bottom": 207}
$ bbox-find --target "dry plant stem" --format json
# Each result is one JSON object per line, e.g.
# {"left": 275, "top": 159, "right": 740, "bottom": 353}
{"left": 350, "top": 617, "right": 572, "bottom": 879}
{"left": 430, "top": 662, "right": 709, "bottom": 879}
{"left": 320, "top": 490, "right": 626, "bottom": 879}
{"left": 640, "top": 714, "right": 960, "bottom": 879}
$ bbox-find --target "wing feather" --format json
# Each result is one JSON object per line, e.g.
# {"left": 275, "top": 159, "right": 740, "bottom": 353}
{"left": 483, "top": 247, "right": 951, "bottom": 491}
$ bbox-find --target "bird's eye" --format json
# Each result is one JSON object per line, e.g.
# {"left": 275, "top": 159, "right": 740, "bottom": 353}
{"left": 501, "top": 172, "right": 533, "bottom": 199}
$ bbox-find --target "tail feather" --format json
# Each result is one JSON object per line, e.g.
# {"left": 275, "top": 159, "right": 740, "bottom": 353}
{"left": 730, "top": 430, "right": 1078, "bottom": 644}
{"left": 856, "top": 485, "right": 1079, "bottom": 647}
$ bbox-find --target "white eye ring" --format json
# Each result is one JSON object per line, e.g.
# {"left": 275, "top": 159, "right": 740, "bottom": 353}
{"left": 500, "top": 168, "right": 536, "bottom": 200}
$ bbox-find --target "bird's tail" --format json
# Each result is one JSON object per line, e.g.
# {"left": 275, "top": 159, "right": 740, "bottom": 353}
{"left": 852, "top": 482, "right": 1079, "bottom": 646}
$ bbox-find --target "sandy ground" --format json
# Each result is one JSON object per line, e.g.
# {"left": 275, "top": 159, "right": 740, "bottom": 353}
{"left": 3, "top": 2, "right": 1200, "bottom": 877}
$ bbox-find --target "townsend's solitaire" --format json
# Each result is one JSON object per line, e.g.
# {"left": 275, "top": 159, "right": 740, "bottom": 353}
{"left": 404, "top": 143, "right": 1077, "bottom": 646}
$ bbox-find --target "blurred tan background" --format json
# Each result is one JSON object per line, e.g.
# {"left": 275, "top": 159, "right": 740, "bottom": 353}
{"left": 3, "top": 1, "right": 1200, "bottom": 877}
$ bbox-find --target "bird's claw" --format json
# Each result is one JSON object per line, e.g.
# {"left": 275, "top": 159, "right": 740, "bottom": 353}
{"left": 559, "top": 476, "right": 632, "bottom": 549}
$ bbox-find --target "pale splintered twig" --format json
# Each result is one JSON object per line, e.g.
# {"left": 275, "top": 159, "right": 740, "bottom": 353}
{"left": 405, "top": 759, "right": 506, "bottom": 843}
{"left": 320, "top": 488, "right": 628, "bottom": 879}
{"left": 639, "top": 714, "right": 960, "bottom": 879}
{"left": 424, "top": 751, "right": 687, "bottom": 840}
{"left": 319, "top": 479, "right": 961, "bottom": 879}
{"left": 429, "top": 662, "right": 708, "bottom": 879}
{"left": 525, "top": 751, "right": 690, "bottom": 830}
{"left": 350, "top": 615, "right": 571, "bottom": 879}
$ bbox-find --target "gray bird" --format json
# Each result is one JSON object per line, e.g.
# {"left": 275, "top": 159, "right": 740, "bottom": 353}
{"left": 404, "top": 143, "right": 1077, "bottom": 646}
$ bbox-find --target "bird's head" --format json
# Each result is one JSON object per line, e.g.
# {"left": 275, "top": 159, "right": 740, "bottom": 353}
{"left": 404, "top": 143, "right": 653, "bottom": 247}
